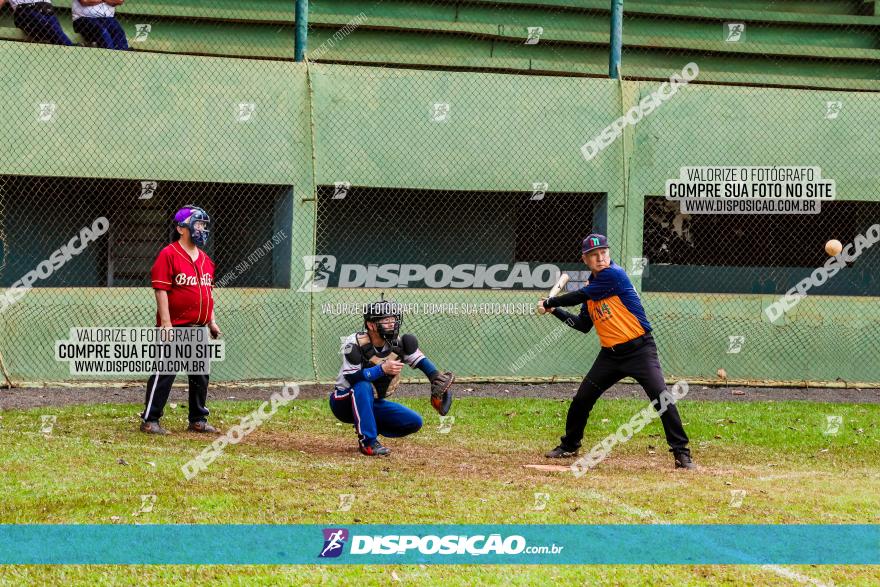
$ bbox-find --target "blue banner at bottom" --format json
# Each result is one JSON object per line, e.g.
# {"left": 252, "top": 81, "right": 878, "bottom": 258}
{"left": 0, "top": 525, "right": 877, "bottom": 565}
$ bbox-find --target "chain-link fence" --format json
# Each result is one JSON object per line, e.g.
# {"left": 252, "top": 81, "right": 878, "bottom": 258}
{"left": 0, "top": 1, "right": 878, "bottom": 386}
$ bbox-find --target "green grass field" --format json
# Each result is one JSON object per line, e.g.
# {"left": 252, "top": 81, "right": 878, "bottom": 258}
{"left": 1, "top": 395, "right": 879, "bottom": 585}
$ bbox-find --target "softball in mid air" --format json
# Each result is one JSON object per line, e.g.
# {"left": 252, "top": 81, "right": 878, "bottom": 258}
{"left": 825, "top": 239, "right": 843, "bottom": 256}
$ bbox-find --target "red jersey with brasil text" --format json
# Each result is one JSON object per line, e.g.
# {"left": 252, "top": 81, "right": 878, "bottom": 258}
{"left": 150, "top": 241, "right": 215, "bottom": 326}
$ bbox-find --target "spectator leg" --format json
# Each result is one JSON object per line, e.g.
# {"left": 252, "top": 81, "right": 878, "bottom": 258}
{"left": 105, "top": 18, "right": 130, "bottom": 50}
{"left": 73, "top": 17, "right": 114, "bottom": 49}
{"left": 14, "top": 9, "right": 73, "bottom": 46}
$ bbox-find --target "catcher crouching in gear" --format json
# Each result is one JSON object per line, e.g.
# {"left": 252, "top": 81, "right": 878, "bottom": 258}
{"left": 330, "top": 299, "right": 454, "bottom": 456}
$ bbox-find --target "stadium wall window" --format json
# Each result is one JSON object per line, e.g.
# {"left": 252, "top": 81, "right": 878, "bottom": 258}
{"left": 316, "top": 186, "right": 605, "bottom": 289}
{"left": 0, "top": 176, "right": 292, "bottom": 289}
{"left": 642, "top": 196, "right": 880, "bottom": 296}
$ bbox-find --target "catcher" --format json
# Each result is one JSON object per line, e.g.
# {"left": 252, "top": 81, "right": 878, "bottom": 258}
{"left": 330, "top": 298, "right": 454, "bottom": 456}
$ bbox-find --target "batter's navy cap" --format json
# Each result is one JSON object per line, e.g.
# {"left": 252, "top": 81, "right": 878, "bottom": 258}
{"left": 582, "top": 233, "right": 609, "bottom": 254}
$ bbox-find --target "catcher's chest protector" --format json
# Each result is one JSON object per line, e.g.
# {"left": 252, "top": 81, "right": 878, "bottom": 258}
{"left": 356, "top": 333, "right": 403, "bottom": 398}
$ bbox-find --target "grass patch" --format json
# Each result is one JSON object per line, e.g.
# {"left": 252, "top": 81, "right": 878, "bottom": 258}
{"left": 1, "top": 396, "right": 878, "bottom": 585}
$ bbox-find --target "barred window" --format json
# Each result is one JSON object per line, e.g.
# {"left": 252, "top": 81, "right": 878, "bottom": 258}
{"left": 0, "top": 176, "right": 292, "bottom": 288}
{"left": 315, "top": 186, "right": 605, "bottom": 288}
{"left": 642, "top": 197, "right": 880, "bottom": 296}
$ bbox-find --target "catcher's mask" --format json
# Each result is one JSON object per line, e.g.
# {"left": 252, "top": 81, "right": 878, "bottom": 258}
{"left": 363, "top": 298, "right": 402, "bottom": 342}
{"left": 175, "top": 205, "right": 210, "bottom": 246}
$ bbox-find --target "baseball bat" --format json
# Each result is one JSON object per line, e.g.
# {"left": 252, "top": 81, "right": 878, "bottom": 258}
{"left": 536, "top": 273, "right": 570, "bottom": 315}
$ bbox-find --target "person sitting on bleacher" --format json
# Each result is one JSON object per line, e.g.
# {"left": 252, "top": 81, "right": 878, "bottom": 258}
{"left": 71, "top": 0, "right": 128, "bottom": 50}
{"left": 1, "top": 0, "right": 73, "bottom": 46}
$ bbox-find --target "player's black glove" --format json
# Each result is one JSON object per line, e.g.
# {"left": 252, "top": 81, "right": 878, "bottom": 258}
{"left": 429, "top": 370, "right": 454, "bottom": 416}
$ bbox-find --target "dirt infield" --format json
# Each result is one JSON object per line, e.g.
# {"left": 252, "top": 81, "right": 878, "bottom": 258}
{"left": 2, "top": 381, "right": 879, "bottom": 411}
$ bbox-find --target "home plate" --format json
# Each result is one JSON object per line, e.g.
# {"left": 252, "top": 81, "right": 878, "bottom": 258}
{"left": 523, "top": 464, "right": 571, "bottom": 472}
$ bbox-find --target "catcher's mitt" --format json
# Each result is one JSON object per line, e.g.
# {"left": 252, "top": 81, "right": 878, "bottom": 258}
{"left": 429, "top": 370, "right": 454, "bottom": 416}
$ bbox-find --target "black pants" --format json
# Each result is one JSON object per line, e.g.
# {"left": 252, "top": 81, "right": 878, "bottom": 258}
{"left": 560, "top": 334, "right": 690, "bottom": 455}
{"left": 141, "top": 327, "right": 211, "bottom": 423}
{"left": 142, "top": 372, "right": 209, "bottom": 424}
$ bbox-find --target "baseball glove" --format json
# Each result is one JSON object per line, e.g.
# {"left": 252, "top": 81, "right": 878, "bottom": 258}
{"left": 429, "top": 370, "right": 454, "bottom": 416}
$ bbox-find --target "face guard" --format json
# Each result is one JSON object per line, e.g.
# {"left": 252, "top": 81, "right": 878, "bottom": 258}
{"left": 175, "top": 205, "right": 211, "bottom": 246}
{"left": 363, "top": 299, "right": 402, "bottom": 342}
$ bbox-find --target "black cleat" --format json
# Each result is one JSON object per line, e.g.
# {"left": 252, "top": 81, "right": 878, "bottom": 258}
{"left": 359, "top": 441, "right": 391, "bottom": 457}
{"left": 674, "top": 452, "right": 697, "bottom": 470}
{"left": 140, "top": 421, "right": 170, "bottom": 435}
{"left": 545, "top": 445, "right": 578, "bottom": 459}
{"left": 188, "top": 421, "right": 220, "bottom": 434}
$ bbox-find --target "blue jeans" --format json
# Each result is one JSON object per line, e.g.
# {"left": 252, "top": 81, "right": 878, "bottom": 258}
{"left": 329, "top": 381, "right": 423, "bottom": 446}
{"left": 13, "top": 5, "right": 73, "bottom": 46}
{"left": 73, "top": 17, "right": 129, "bottom": 50}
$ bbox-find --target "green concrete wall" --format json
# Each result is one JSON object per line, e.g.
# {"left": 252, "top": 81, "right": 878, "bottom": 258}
{"left": 2, "top": 0, "right": 878, "bottom": 89}
{"left": 0, "top": 43, "right": 878, "bottom": 385}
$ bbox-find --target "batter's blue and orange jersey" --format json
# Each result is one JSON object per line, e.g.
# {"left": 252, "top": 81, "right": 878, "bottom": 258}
{"left": 546, "top": 261, "right": 651, "bottom": 348}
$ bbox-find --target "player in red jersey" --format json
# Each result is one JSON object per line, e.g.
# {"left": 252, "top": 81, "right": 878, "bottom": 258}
{"left": 140, "top": 205, "right": 222, "bottom": 435}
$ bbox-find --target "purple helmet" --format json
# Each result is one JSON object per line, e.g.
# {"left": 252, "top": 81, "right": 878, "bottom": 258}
{"left": 174, "top": 205, "right": 210, "bottom": 246}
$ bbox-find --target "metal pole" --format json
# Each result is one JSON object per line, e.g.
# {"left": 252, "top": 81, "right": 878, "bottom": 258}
{"left": 609, "top": 0, "right": 623, "bottom": 78}
{"left": 295, "top": 0, "right": 309, "bottom": 62}
{"left": 0, "top": 349, "right": 13, "bottom": 388}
